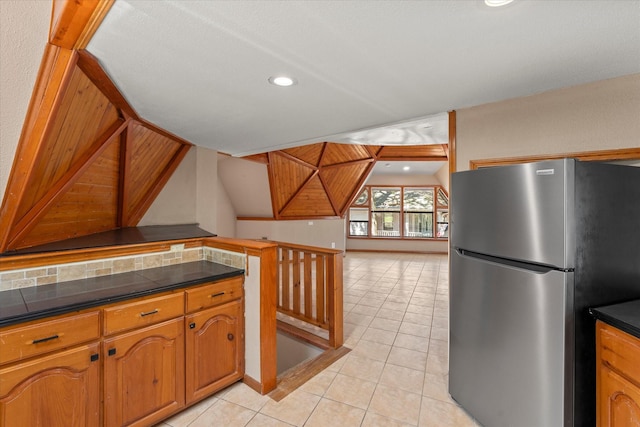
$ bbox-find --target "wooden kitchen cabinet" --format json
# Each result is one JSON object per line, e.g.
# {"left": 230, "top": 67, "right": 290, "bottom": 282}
{"left": 596, "top": 321, "right": 640, "bottom": 426}
{"left": 0, "top": 274, "right": 244, "bottom": 426}
{"left": 185, "top": 298, "right": 244, "bottom": 404}
{"left": 0, "top": 310, "right": 101, "bottom": 427}
{"left": 103, "top": 317, "right": 185, "bottom": 427}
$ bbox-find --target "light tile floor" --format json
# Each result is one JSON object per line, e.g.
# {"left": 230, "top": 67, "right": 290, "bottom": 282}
{"left": 159, "top": 252, "right": 479, "bottom": 427}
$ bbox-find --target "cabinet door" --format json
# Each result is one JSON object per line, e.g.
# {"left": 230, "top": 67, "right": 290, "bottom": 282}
{"left": 0, "top": 343, "right": 100, "bottom": 427}
{"left": 185, "top": 299, "right": 244, "bottom": 404}
{"left": 599, "top": 365, "right": 640, "bottom": 427}
{"left": 103, "top": 318, "right": 185, "bottom": 427}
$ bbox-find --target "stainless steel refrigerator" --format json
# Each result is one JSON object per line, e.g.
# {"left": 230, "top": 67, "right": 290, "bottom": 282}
{"left": 449, "top": 158, "right": 640, "bottom": 427}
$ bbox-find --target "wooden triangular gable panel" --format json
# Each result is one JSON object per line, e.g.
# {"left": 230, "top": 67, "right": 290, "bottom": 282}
{"left": 13, "top": 140, "right": 121, "bottom": 250}
{"left": 320, "top": 143, "right": 372, "bottom": 166}
{"left": 16, "top": 64, "right": 119, "bottom": 222}
{"left": 282, "top": 142, "right": 325, "bottom": 167}
{"left": 269, "top": 152, "right": 315, "bottom": 214}
{"left": 320, "top": 161, "right": 372, "bottom": 214}
{"left": 126, "top": 122, "right": 183, "bottom": 216}
{"left": 280, "top": 176, "right": 335, "bottom": 217}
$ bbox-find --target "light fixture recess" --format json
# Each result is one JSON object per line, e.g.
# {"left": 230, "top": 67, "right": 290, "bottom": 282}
{"left": 484, "top": 0, "right": 514, "bottom": 7}
{"left": 268, "top": 76, "right": 297, "bottom": 87}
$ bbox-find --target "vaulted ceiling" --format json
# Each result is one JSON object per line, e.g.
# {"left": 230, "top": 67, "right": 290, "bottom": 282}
{"left": 0, "top": 41, "right": 191, "bottom": 252}
{"left": 243, "top": 142, "right": 448, "bottom": 219}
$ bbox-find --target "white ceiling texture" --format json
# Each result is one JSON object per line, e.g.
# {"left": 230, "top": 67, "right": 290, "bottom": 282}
{"left": 86, "top": 1, "right": 640, "bottom": 157}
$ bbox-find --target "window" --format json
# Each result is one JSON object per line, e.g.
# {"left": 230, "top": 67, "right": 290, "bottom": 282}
{"left": 404, "top": 188, "right": 434, "bottom": 238}
{"left": 349, "top": 207, "right": 369, "bottom": 236}
{"left": 436, "top": 188, "right": 449, "bottom": 238}
{"left": 371, "top": 188, "right": 401, "bottom": 237}
{"left": 347, "top": 185, "right": 448, "bottom": 240}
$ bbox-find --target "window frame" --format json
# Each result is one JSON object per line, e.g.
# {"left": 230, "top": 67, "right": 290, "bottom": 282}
{"left": 347, "top": 185, "right": 448, "bottom": 241}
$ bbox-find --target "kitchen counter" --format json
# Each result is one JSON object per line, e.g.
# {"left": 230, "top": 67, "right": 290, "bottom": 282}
{"left": 0, "top": 261, "right": 244, "bottom": 327}
{"left": 590, "top": 299, "right": 640, "bottom": 339}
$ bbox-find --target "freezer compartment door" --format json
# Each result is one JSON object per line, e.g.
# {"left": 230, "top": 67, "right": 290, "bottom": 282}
{"left": 449, "top": 250, "right": 571, "bottom": 427}
{"left": 451, "top": 159, "right": 574, "bottom": 268}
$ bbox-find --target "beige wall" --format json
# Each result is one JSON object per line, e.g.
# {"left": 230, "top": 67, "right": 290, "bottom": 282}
{"left": 236, "top": 219, "right": 346, "bottom": 251}
{"left": 216, "top": 176, "right": 237, "bottom": 238}
{"left": 0, "top": 1, "right": 50, "bottom": 200}
{"left": 139, "top": 147, "right": 197, "bottom": 227}
{"left": 456, "top": 74, "right": 640, "bottom": 172}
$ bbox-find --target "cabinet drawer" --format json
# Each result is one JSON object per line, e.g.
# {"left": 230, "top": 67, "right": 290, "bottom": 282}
{"left": 185, "top": 277, "right": 243, "bottom": 313}
{"left": 598, "top": 321, "right": 640, "bottom": 381}
{"left": 0, "top": 311, "right": 100, "bottom": 365}
{"left": 104, "top": 292, "right": 184, "bottom": 335}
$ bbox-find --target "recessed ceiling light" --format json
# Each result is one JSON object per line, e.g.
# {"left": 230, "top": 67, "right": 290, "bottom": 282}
{"left": 484, "top": 0, "right": 514, "bottom": 7}
{"left": 268, "top": 76, "right": 297, "bottom": 87}
{"left": 403, "top": 166, "right": 411, "bottom": 171}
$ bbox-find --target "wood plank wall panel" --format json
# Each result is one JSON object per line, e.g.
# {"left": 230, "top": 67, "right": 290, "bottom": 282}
{"left": 280, "top": 176, "right": 335, "bottom": 217}
{"left": 126, "top": 123, "right": 182, "bottom": 215}
{"left": 14, "top": 140, "right": 121, "bottom": 249}
{"left": 320, "top": 143, "right": 371, "bottom": 166}
{"left": 320, "top": 161, "right": 371, "bottom": 214}
{"left": 269, "top": 153, "right": 315, "bottom": 215}
{"left": 282, "top": 143, "right": 324, "bottom": 166}
{"left": 17, "top": 65, "right": 119, "bottom": 221}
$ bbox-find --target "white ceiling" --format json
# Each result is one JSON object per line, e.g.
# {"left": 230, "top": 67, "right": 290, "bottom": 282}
{"left": 86, "top": 0, "right": 640, "bottom": 157}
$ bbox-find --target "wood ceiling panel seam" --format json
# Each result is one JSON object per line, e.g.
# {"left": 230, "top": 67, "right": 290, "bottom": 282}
{"left": 6, "top": 118, "right": 128, "bottom": 251}
{"left": 0, "top": 45, "right": 77, "bottom": 252}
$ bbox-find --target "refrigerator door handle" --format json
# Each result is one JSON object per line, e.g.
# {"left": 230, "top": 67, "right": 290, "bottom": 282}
{"left": 455, "top": 248, "right": 559, "bottom": 273}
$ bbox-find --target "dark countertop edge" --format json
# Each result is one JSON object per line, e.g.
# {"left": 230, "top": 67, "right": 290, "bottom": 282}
{"left": 0, "top": 269, "right": 243, "bottom": 328}
{"left": 589, "top": 305, "right": 640, "bottom": 340}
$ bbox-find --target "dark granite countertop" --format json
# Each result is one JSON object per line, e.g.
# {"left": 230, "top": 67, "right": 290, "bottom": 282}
{"left": 590, "top": 299, "right": 640, "bottom": 339}
{"left": 0, "top": 261, "right": 243, "bottom": 328}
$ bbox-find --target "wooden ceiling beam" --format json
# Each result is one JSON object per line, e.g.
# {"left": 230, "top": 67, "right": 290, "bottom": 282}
{"left": 322, "top": 158, "right": 375, "bottom": 169}
{"left": 448, "top": 110, "right": 457, "bottom": 173}
{"left": 274, "top": 150, "right": 319, "bottom": 170}
{"left": 317, "top": 173, "right": 340, "bottom": 216}
{"left": 266, "top": 152, "right": 281, "bottom": 219}
{"left": 50, "top": 0, "right": 114, "bottom": 50}
{"left": 6, "top": 118, "right": 128, "bottom": 250}
{"left": 76, "top": 49, "right": 139, "bottom": 120}
{"left": 374, "top": 156, "right": 448, "bottom": 162}
{"left": 0, "top": 45, "right": 76, "bottom": 253}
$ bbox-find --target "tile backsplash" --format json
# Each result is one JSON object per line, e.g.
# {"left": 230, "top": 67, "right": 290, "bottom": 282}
{"left": 0, "top": 246, "right": 245, "bottom": 292}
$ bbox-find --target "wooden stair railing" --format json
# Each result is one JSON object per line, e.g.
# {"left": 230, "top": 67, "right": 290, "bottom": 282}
{"left": 275, "top": 243, "right": 343, "bottom": 349}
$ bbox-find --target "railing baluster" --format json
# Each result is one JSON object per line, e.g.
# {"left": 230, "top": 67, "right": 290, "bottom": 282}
{"left": 292, "top": 250, "right": 300, "bottom": 315}
{"left": 281, "top": 249, "right": 290, "bottom": 311}
{"left": 304, "top": 252, "right": 312, "bottom": 318}
{"left": 316, "top": 254, "right": 325, "bottom": 324}
{"left": 275, "top": 243, "right": 343, "bottom": 349}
